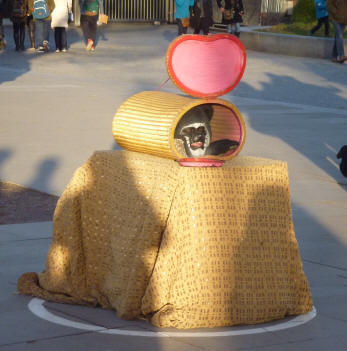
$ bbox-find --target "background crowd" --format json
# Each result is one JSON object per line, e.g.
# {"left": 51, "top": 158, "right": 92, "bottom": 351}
{"left": 0, "top": 0, "right": 346, "bottom": 63}
{"left": 0, "top": 0, "right": 104, "bottom": 52}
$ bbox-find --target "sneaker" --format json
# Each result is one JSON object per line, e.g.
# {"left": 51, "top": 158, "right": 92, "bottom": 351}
{"left": 61, "top": 48, "right": 67, "bottom": 52}
{"left": 91, "top": 45, "right": 95, "bottom": 51}
{"left": 86, "top": 39, "right": 93, "bottom": 51}
{"left": 37, "top": 46, "right": 45, "bottom": 52}
{"left": 55, "top": 49, "right": 60, "bottom": 53}
{"left": 43, "top": 41, "right": 49, "bottom": 52}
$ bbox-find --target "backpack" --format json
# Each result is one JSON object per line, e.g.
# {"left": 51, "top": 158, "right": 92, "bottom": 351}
{"left": 12, "top": 0, "right": 26, "bottom": 18}
{"left": 83, "top": 0, "right": 99, "bottom": 13}
{"left": 33, "top": 0, "right": 50, "bottom": 19}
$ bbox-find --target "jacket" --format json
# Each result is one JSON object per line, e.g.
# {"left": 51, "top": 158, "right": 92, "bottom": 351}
{"left": 223, "top": 0, "right": 244, "bottom": 24}
{"left": 175, "top": 0, "right": 194, "bottom": 19}
{"left": 8, "top": 0, "right": 29, "bottom": 23}
{"left": 28, "top": 0, "right": 55, "bottom": 21}
{"left": 51, "top": 0, "right": 72, "bottom": 28}
{"left": 327, "top": 0, "right": 347, "bottom": 23}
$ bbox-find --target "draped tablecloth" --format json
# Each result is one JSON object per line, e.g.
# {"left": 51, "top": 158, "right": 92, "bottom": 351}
{"left": 18, "top": 150, "right": 313, "bottom": 329}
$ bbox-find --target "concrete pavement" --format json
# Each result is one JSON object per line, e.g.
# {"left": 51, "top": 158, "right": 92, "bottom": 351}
{"left": 1, "top": 23, "right": 347, "bottom": 350}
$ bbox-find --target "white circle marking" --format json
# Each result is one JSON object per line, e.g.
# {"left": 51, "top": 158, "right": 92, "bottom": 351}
{"left": 28, "top": 298, "right": 316, "bottom": 338}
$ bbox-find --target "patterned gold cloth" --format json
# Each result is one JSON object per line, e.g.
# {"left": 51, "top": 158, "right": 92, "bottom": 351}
{"left": 18, "top": 150, "right": 313, "bottom": 329}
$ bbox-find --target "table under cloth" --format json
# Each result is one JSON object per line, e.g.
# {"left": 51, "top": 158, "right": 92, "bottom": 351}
{"left": 18, "top": 150, "right": 313, "bottom": 329}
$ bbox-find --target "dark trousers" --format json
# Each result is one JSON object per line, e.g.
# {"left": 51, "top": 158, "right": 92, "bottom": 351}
{"left": 54, "top": 27, "right": 67, "bottom": 50}
{"left": 193, "top": 17, "right": 210, "bottom": 35}
{"left": 310, "top": 16, "right": 330, "bottom": 36}
{"left": 80, "top": 14, "right": 98, "bottom": 43}
{"left": 13, "top": 21, "right": 26, "bottom": 49}
{"left": 177, "top": 18, "right": 188, "bottom": 36}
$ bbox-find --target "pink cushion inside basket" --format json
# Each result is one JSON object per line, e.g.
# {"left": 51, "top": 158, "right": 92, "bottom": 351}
{"left": 171, "top": 38, "right": 245, "bottom": 96}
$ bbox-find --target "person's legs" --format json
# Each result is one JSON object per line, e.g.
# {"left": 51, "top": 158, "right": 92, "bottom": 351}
{"left": 13, "top": 22, "right": 20, "bottom": 50}
{"left": 88, "top": 15, "right": 98, "bottom": 43}
{"left": 0, "top": 14, "right": 5, "bottom": 49}
{"left": 61, "top": 27, "right": 67, "bottom": 50}
{"left": 54, "top": 27, "right": 60, "bottom": 51}
{"left": 177, "top": 18, "right": 187, "bottom": 35}
{"left": 80, "top": 15, "right": 89, "bottom": 43}
{"left": 201, "top": 17, "right": 210, "bottom": 35}
{"left": 227, "top": 23, "right": 232, "bottom": 34}
{"left": 310, "top": 18, "right": 323, "bottom": 35}
{"left": 35, "top": 19, "right": 44, "bottom": 49}
{"left": 27, "top": 15, "right": 35, "bottom": 49}
{"left": 19, "top": 21, "right": 25, "bottom": 50}
{"left": 331, "top": 21, "right": 346, "bottom": 61}
{"left": 42, "top": 20, "right": 51, "bottom": 51}
{"left": 323, "top": 16, "right": 330, "bottom": 36}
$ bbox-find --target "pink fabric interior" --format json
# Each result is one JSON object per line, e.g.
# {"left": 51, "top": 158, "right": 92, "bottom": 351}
{"left": 171, "top": 38, "right": 244, "bottom": 95}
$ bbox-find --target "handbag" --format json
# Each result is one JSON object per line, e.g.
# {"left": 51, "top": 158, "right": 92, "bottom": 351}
{"left": 99, "top": 13, "right": 108, "bottom": 24}
{"left": 181, "top": 17, "right": 190, "bottom": 28}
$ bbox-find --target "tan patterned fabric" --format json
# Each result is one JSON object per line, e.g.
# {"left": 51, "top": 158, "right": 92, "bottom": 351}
{"left": 18, "top": 150, "right": 312, "bottom": 328}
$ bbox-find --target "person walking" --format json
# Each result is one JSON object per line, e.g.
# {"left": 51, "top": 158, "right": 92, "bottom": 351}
{"left": 51, "top": 0, "right": 72, "bottom": 52}
{"left": 327, "top": 0, "right": 347, "bottom": 63}
{"left": 310, "top": 0, "right": 330, "bottom": 37}
{"left": 221, "top": 0, "right": 244, "bottom": 38}
{"left": 192, "top": 0, "right": 221, "bottom": 35}
{"left": 175, "top": 0, "right": 194, "bottom": 36}
{"left": 9, "top": 0, "right": 28, "bottom": 51}
{"left": 28, "top": 0, "right": 55, "bottom": 52}
{"left": 79, "top": 0, "right": 104, "bottom": 51}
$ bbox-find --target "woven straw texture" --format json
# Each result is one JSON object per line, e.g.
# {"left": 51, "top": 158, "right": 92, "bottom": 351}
{"left": 18, "top": 150, "right": 312, "bottom": 328}
{"left": 113, "top": 91, "right": 245, "bottom": 161}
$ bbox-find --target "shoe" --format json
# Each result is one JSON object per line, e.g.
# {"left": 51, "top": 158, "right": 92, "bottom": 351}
{"left": 15, "top": 45, "right": 20, "bottom": 51}
{"left": 340, "top": 56, "right": 347, "bottom": 62}
{"left": 20, "top": 45, "right": 25, "bottom": 51}
{"left": 91, "top": 45, "right": 95, "bottom": 51}
{"left": 28, "top": 46, "right": 35, "bottom": 51}
{"left": 55, "top": 49, "right": 60, "bottom": 53}
{"left": 43, "top": 41, "right": 49, "bottom": 52}
{"left": 86, "top": 39, "right": 93, "bottom": 51}
{"left": 332, "top": 57, "right": 344, "bottom": 64}
{"left": 37, "top": 46, "right": 45, "bottom": 52}
{"left": 62, "top": 48, "right": 67, "bottom": 52}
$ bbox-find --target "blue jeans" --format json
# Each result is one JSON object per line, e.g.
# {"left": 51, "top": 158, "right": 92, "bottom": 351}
{"left": 332, "top": 20, "right": 346, "bottom": 58}
{"left": 35, "top": 19, "right": 51, "bottom": 47}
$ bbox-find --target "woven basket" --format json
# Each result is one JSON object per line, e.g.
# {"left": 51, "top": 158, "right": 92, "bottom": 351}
{"left": 113, "top": 34, "right": 247, "bottom": 161}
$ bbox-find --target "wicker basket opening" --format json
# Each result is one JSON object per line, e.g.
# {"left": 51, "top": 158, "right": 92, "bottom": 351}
{"left": 173, "top": 102, "right": 245, "bottom": 159}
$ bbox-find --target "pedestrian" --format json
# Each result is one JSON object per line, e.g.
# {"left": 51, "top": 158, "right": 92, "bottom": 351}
{"left": 8, "top": 0, "right": 28, "bottom": 51}
{"left": 327, "top": 0, "right": 347, "bottom": 63}
{"left": 221, "top": 0, "right": 244, "bottom": 38}
{"left": 0, "top": 0, "right": 6, "bottom": 50}
{"left": 310, "top": 0, "right": 330, "bottom": 37}
{"left": 51, "top": 0, "right": 72, "bottom": 52}
{"left": 79, "top": 0, "right": 104, "bottom": 51}
{"left": 192, "top": 0, "right": 222, "bottom": 35}
{"left": 174, "top": 0, "right": 194, "bottom": 36}
{"left": 28, "top": 0, "right": 55, "bottom": 52}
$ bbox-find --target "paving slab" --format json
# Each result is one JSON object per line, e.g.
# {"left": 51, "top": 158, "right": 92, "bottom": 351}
{"left": 1, "top": 23, "right": 347, "bottom": 351}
